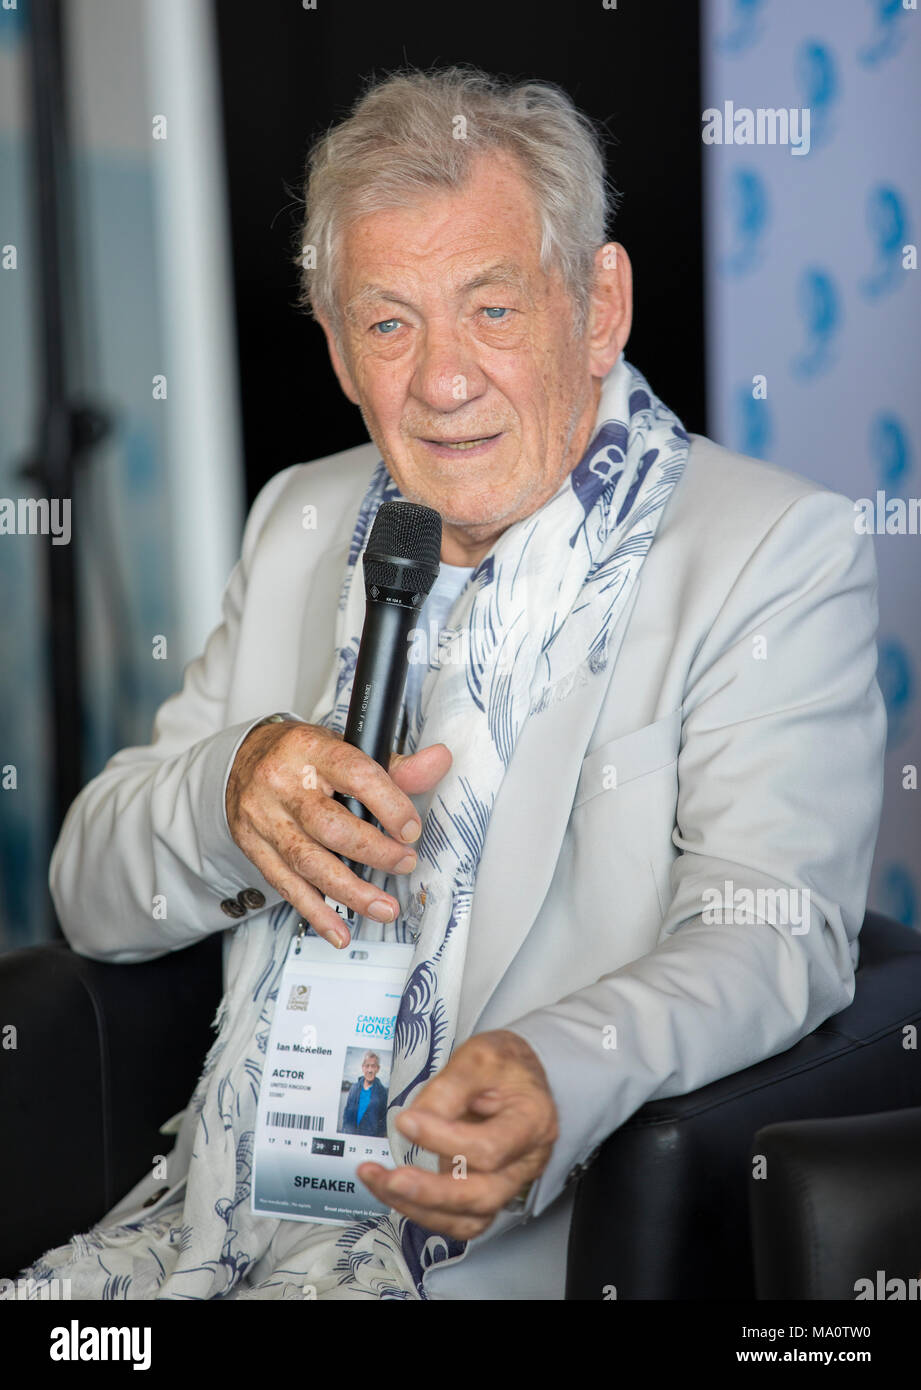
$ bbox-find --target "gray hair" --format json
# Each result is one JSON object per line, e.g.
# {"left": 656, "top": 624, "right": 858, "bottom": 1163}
{"left": 361, "top": 1051, "right": 381, "bottom": 1066}
{"left": 293, "top": 66, "right": 615, "bottom": 339}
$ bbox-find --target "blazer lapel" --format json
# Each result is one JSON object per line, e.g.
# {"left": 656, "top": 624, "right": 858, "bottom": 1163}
{"left": 455, "top": 576, "right": 644, "bottom": 1040}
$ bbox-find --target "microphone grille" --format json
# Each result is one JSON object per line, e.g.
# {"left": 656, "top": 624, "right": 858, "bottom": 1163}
{"left": 363, "top": 500, "right": 442, "bottom": 598}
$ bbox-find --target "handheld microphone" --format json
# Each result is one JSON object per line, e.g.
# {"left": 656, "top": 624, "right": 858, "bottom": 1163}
{"left": 326, "top": 500, "right": 442, "bottom": 923}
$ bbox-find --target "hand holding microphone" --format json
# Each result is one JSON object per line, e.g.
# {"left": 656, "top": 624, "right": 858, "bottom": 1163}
{"left": 226, "top": 502, "right": 451, "bottom": 947}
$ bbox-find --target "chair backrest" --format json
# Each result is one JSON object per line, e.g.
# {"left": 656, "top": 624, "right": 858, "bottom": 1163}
{"left": 750, "top": 1104, "right": 921, "bottom": 1299}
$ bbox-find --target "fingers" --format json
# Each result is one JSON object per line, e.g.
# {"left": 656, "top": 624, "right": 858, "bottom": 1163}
{"left": 407, "top": 1031, "right": 554, "bottom": 1124}
{"left": 226, "top": 723, "right": 455, "bottom": 941}
{"left": 231, "top": 820, "right": 402, "bottom": 946}
{"left": 401, "top": 1039, "right": 499, "bottom": 1121}
{"left": 396, "top": 1100, "right": 549, "bottom": 1174}
{"left": 390, "top": 743, "right": 453, "bottom": 795}
{"left": 232, "top": 722, "right": 425, "bottom": 850}
{"left": 388, "top": 1039, "right": 556, "bottom": 1180}
{"left": 228, "top": 723, "right": 419, "bottom": 924}
{"left": 286, "top": 792, "right": 418, "bottom": 878}
{"left": 236, "top": 792, "right": 417, "bottom": 922}
{"left": 356, "top": 1162, "right": 516, "bottom": 1241}
{"left": 242, "top": 835, "right": 356, "bottom": 947}
{"left": 305, "top": 731, "right": 424, "bottom": 844}
{"left": 358, "top": 1096, "right": 555, "bottom": 1237}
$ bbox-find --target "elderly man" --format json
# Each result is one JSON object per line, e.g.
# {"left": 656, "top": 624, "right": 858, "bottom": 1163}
{"left": 23, "top": 67, "right": 884, "bottom": 1301}
{"left": 341, "top": 1053, "right": 389, "bottom": 1138}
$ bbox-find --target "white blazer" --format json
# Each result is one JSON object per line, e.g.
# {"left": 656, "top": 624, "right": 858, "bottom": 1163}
{"left": 50, "top": 430, "right": 886, "bottom": 1299}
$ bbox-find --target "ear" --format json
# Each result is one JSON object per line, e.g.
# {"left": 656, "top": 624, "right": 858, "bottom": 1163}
{"left": 316, "top": 312, "right": 361, "bottom": 406}
{"left": 585, "top": 242, "right": 633, "bottom": 377}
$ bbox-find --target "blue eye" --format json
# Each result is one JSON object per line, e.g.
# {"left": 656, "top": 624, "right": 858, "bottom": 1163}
{"left": 373, "top": 318, "right": 401, "bottom": 334}
{"left": 483, "top": 306, "right": 509, "bottom": 319}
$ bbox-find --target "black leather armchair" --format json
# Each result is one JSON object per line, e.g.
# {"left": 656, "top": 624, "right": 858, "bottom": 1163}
{"left": 2, "top": 910, "right": 920, "bottom": 1295}
{"left": 0, "top": 932, "right": 224, "bottom": 1278}
{"left": 565, "top": 911, "right": 921, "bottom": 1298}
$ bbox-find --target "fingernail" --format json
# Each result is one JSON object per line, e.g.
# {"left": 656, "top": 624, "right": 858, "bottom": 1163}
{"left": 395, "top": 853, "right": 417, "bottom": 873}
{"left": 327, "top": 928, "right": 348, "bottom": 948}
{"left": 368, "top": 899, "right": 396, "bottom": 923}
{"left": 401, "top": 819, "right": 421, "bottom": 843}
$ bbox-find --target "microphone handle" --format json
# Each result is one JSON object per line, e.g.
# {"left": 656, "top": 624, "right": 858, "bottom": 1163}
{"left": 334, "top": 598, "right": 419, "bottom": 874}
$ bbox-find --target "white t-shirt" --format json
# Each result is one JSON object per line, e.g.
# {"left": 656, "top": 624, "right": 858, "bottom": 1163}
{"left": 402, "top": 561, "right": 474, "bottom": 732}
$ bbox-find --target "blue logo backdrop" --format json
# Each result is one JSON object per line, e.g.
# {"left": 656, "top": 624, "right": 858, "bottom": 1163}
{"left": 704, "top": 0, "right": 921, "bottom": 926}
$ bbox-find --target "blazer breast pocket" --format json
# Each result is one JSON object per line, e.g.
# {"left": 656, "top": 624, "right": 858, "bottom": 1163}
{"left": 573, "top": 707, "right": 683, "bottom": 808}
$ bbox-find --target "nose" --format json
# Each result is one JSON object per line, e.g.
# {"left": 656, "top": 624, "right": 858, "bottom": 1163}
{"left": 410, "top": 317, "right": 488, "bottom": 415}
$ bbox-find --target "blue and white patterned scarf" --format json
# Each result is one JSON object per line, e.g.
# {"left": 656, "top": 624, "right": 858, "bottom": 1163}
{"left": 21, "top": 356, "right": 688, "bottom": 1301}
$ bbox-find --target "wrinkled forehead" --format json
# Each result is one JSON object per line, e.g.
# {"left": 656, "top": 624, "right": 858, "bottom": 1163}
{"left": 344, "top": 257, "right": 535, "bottom": 322}
{"left": 336, "top": 155, "right": 548, "bottom": 314}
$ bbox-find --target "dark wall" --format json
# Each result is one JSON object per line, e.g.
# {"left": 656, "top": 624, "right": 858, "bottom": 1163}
{"left": 214, "top": 0, "right": 705, "bottom": 508}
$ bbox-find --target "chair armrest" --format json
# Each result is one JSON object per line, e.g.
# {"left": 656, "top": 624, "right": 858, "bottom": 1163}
{"left": 749, "top": 1105, "right": 921, "bottom": 1300}
{"left": 0, "top": 935, "right": 223, "bottom": 1277}
{"left": 565, "top": 912, "right": 921, "bottom": 1300}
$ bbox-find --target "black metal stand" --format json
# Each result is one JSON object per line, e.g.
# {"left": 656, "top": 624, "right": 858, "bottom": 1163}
{"left": 20, "top": 0, "right": 110, "bottom": 931}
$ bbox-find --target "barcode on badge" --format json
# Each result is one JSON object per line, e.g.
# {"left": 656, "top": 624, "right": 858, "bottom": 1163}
{"left": 266, "top": 1111, "right": 325, "bottom": 1132}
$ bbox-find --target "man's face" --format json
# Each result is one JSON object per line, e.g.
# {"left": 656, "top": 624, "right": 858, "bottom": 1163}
{"left": 361, "top": 1057, "right": 379, "bottom": 1084}
{"left": 322, "top": 152, "right": 620, "bottom": 565}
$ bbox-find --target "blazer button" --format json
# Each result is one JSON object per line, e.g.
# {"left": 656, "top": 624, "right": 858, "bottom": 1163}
{"left": 238, "top": 888, "right": 266, "bottom": 911}
{"left": 566, "top": 1150, "right": 600, "bottom": 1187}
{"left": 220, "top": 897, "right": 247, "bottom": 919}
